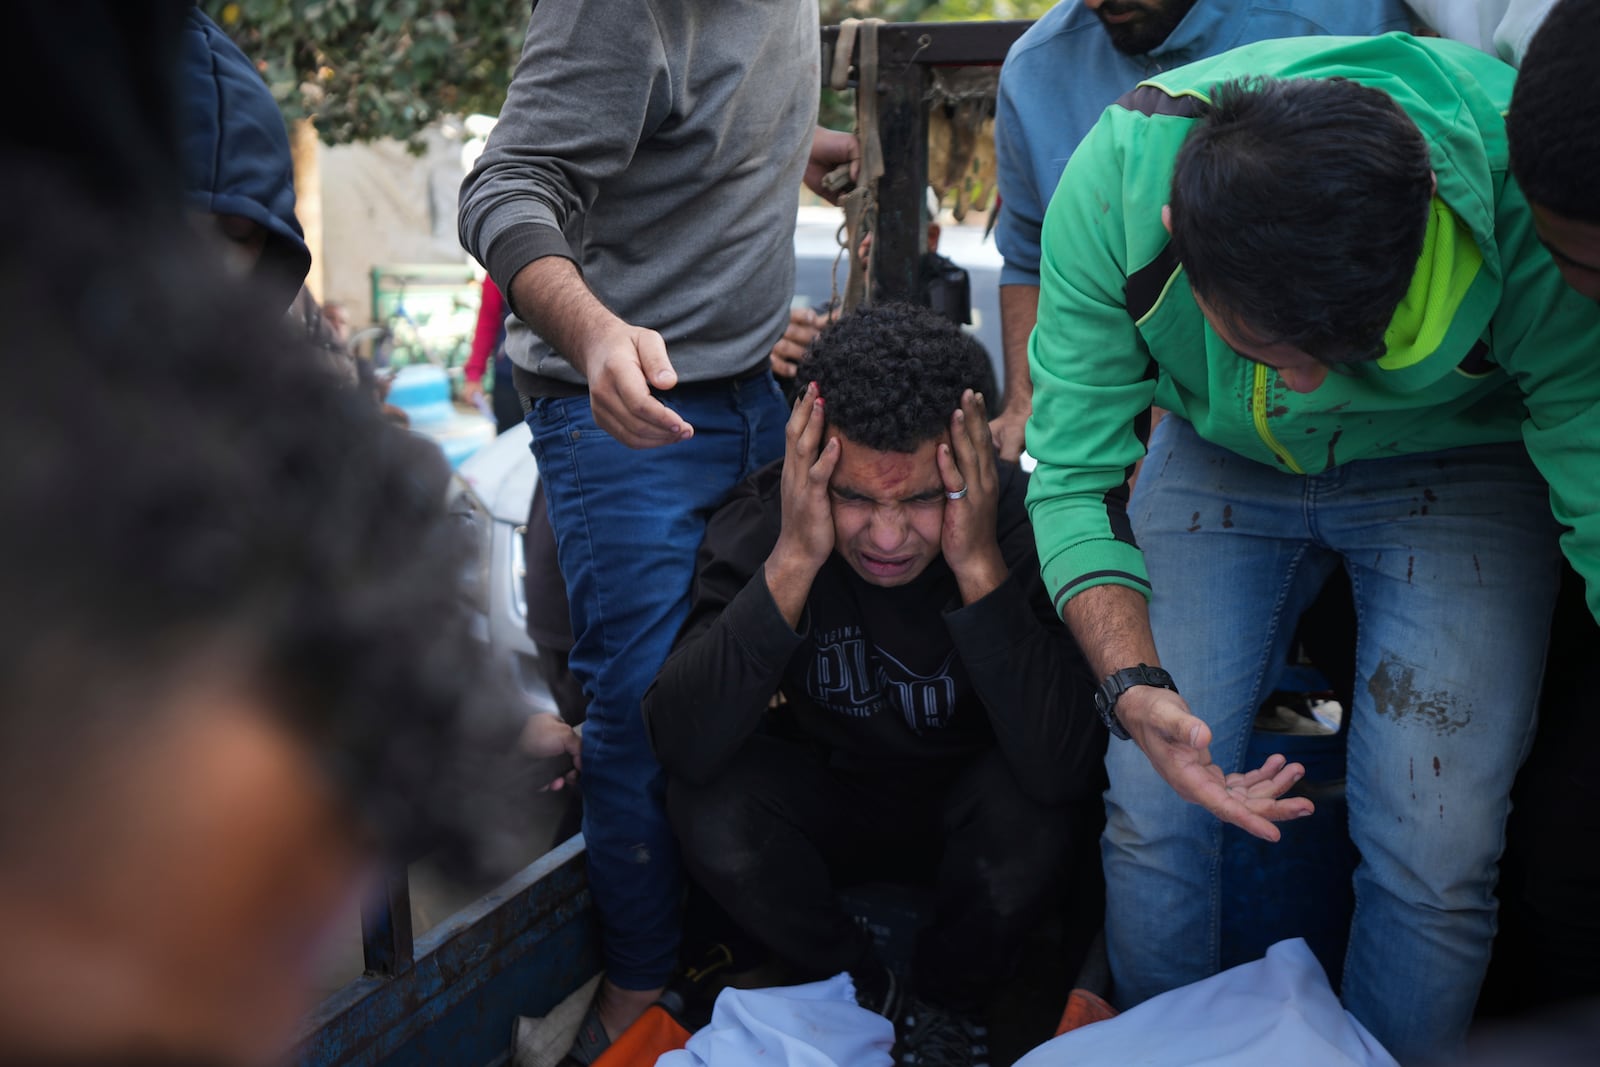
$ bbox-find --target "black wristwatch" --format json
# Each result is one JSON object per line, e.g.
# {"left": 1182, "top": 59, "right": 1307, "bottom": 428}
{"left": 1094, "top": 664, "right": 1179, "bottom": 740}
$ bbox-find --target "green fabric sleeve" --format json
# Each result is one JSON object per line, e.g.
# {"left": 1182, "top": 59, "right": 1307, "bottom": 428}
{"left": 1491, "top": 182, "right": 1600, "bottom": 621}
{"left": 1024, "top": 107, "right": 1166, "bottom": 615}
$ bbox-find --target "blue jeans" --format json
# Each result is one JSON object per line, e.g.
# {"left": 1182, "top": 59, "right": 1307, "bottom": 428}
{"left": 527, "top": 372, "right": 788, "bottom": 989}
{"left": 1106, "top": 416, "right": 1561, "bottom": 1061}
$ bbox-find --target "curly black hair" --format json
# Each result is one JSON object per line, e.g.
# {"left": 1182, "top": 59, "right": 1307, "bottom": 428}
{"left": 1170, "top": 76, "right": 1434, "bottom": 365}
{"left": 0, "top": 172, "right": 499, "bottom": 859}
{"left": 1509, "top": 0, "right": 1600, "bottom": 224}
{"left": 795, "top": 302, "right": 991, "bottom": 453}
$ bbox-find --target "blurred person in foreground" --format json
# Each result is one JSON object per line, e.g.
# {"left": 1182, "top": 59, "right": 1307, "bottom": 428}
{"left": 0, "top": 177, "right": 575, "bottom": 1066}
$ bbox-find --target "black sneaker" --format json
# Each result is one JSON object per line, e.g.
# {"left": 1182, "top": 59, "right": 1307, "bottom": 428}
{"left": 897, "top": 997, "right": 990, "bottom": 1067}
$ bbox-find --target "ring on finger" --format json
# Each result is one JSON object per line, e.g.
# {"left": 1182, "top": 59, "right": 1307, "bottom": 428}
{"left": 945, "top": 485, "right": 968, "bottom": 501}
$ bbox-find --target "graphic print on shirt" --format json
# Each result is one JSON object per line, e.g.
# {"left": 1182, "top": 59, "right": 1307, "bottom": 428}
{"left": 878, "top": 647, "right": 959, "bottom": 734}
{"left": 808, "top": 624, "right": 959, "bottom": 734}
{"left": 810, "top": 625, "right": 878, "bottom": 718}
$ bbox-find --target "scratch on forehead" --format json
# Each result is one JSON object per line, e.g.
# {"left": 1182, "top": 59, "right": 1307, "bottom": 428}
{"left": 869, "top": 452, "right": 918, "bottom": 492}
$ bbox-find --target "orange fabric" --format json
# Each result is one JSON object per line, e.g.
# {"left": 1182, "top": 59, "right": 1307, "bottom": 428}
{"left": 1053, "top": 988, "right": 1118, "bottom": 1037}
{"left": 591, "top": 1005, "right": 691, "bottom": 1066}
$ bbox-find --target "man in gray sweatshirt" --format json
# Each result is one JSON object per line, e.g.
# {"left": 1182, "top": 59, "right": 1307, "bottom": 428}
{"left": 458, "top": 0, "right": 855, "bottom": 1055}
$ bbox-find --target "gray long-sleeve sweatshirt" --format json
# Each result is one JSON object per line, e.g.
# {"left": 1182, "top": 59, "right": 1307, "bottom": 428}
{"left": 458, "top": 0, "right": 820, "bottom": 387}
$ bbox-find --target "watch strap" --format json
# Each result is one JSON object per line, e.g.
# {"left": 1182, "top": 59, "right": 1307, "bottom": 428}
{"left": 1094, "top": 663, "right": 1178, "bottom": 740}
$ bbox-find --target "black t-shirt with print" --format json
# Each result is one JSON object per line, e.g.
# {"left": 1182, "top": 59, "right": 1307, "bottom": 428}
{"left": 644, "top": 460, "right": 1105, "bottom": 805}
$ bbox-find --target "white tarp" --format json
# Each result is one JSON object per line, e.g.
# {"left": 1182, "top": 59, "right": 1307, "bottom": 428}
{"left": 1015, "top": 939, "right": 1398, "bottom": 1067}
{"left": 656, "top": 973, "right": 894, "bottom": 1067}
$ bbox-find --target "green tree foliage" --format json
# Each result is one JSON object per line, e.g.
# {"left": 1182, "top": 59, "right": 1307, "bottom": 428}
{"left": 817, "top": 1, "right": 1054, "bottom": 131}
{"left": 199, "top": 0, "right": 524, "bottom": 147}
{"left": 822, "top": 0, "right": 1056, "bottom": 23}
{"left": 923, "top": 0, "right": 1057, "bottom": 19}
{"left": 201, "top": 0, "right": 1055, "bottom": 147}
{"left": 822, "top": 0, "right": 939, "bottom": 21}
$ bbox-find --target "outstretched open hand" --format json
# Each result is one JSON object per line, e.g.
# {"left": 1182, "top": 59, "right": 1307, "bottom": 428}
{"left": 1118, "top": 684, "right": 1315, "bottom": 841}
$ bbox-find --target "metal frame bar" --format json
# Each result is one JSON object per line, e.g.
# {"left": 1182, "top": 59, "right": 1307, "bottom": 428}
{"left": 297, "top": 837, "right": 598, "bottom": 1067}
{"left": 359, "top": 869, "right": 415, "bottom": 977}
{"left": 820, "top": 21, "right": 1030, "bottom": 305}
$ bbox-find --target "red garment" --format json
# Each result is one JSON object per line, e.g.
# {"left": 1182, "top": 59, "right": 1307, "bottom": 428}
{"left": 465, "top": 276, "right": 505, "bottom": 383}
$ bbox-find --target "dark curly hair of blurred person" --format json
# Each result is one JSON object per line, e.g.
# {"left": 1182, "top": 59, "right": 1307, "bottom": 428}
{"left": 1508, "top": 0, "right": 1600, "bottom": 226}
{"left": 0, "top": 173, "right": 504, "bottom": 862}
{"left": 795, "top": 302, "right": 992, "bottom": 453}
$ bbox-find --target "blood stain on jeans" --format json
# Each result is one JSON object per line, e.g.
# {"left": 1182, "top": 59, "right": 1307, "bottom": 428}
{"left": 1366, "top": 656, "right": 1471, "bottom": 735}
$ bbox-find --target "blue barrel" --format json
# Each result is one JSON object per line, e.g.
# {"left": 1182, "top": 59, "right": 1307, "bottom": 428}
{"left": 838, "top": 882, "right": 934, "bottom": 978}
{"left": 1219, "top": 721, "right": 1359, "bottom": 991}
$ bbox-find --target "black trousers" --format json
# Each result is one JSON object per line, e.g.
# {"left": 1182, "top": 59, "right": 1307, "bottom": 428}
{"left": 668, "top": 735, "right": 1086, "bottom": 1013}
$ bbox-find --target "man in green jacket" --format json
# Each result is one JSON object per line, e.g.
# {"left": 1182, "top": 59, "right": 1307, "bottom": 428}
{"left": 1025, "top": 32, "right": 1600, "bottom": 1060}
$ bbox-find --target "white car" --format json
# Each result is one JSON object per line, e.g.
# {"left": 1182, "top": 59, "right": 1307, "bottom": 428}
{"left": 450, "top": 425, "right": 559, "bottom": 717}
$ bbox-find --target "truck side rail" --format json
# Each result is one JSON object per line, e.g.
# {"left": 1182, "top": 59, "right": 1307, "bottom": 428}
{"left": 295, "top": 837, "right": 597, "bottom": 1067}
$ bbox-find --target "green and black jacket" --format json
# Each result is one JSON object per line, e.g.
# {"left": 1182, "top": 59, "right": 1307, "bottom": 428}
{"left": 1025, "top": 32, "right": 1600, "bottom": 619}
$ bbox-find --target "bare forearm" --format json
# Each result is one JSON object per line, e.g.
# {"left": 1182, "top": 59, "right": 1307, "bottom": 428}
{"left": 999, "top": 283, "right": 1039, "bottom": 412}
{"left": 1063, "top": 582, "right": 1312, "bottom": 840}
{"left": 507, "top": 255, "right": 688, "bottom": 448}
{"left": 1060, "top": 583, "right": 1160, "bottom": 679}
{"left": 763, "top": 547, "right": 821, "bottom": 629}
{"left": 953, "top": 549, "right": 1008, "bottom": 607}
{"left": 505, "top": 256, "right": 620, "bottom": 379}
